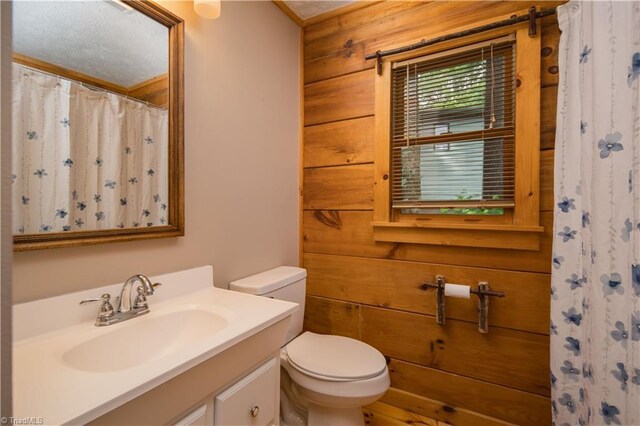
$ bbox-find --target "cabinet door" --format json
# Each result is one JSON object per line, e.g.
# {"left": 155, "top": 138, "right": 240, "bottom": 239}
{"left": 173, "top": 404, "right": 209, "bottom": 426}
{"left": 214, "top": 358, "right": 278, "bottom": 426}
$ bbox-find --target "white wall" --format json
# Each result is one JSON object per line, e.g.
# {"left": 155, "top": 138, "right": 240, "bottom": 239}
{"left": 12, "top": 1, "right": 300, "bottom": 303}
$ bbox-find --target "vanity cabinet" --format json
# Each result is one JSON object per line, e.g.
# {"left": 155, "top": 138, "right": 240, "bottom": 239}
{"left": 13, "top": 267, "right": 296, "bottom": 425}
{"left": 172, "top": 358, "right": 279, "bottom": 426}
{"left": 214, "top": 358, "right": 278, "bottom": 425}
{"left": 89, "top": 318, "right": 288, "bottom": 426}
{"left": 174, "top": 405, "right": 208, "bottom": 426}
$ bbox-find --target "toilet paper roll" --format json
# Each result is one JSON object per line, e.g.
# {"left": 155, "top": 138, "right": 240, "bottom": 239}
{"left": 444, "top": 283, "right": 471, "bottom": 299}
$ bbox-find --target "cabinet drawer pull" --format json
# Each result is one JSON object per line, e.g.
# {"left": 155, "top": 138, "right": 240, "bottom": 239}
{"left": 250, "top": 406, "right": 259, "bottom": 417}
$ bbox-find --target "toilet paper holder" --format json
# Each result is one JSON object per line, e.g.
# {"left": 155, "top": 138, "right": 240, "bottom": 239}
{"left": 420, "top": 275, "right": 506, "bottom": 333}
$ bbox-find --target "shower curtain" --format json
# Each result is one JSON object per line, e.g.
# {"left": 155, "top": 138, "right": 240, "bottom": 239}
{"left": 11, "top": 63, "right": 168, "bottom": 234}
{"left": 551, "top": 1, "right": 640, "bottom": 425}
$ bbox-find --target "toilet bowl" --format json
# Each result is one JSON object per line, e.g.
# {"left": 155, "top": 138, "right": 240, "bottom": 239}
{"left": 281, "top": 332, "right": 390, "bottom": 425}
{"left": 230, "top": 267, "right": 390, "bottom": 426}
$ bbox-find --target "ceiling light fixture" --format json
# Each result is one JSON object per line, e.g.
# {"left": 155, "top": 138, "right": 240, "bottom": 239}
{"left": 194, "top": 0, "right": 221, "bottom": 19}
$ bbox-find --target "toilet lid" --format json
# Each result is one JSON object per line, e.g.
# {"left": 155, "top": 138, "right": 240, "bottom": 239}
{"left": 285, "top": 332, "right": 387, "bottom": 380}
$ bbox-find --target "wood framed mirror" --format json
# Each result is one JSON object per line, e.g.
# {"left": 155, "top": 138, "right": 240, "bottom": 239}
{"left": 12, "top": 0, "right": 184, "bottom": 251}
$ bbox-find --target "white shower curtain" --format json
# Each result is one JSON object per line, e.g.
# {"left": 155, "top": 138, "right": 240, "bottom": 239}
{"left": 551, "top": 1, "right": 640, "bottom": 425}
{"left": 12, "top": 63, "right": 168, "bottom": 234}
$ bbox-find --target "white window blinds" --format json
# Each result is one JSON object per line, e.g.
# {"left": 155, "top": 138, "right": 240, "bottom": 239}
{"left": 390, "top": 36, "right": 516, "bottom": 212}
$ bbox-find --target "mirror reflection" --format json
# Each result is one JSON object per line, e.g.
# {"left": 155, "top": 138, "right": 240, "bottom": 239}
{"left": 12, "top": 0, "right": 169, "bottom": 235}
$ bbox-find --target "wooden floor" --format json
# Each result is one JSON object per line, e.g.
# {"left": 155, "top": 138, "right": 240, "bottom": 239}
{"left": 364, "top": 401, "right": 452, "bottom": 426}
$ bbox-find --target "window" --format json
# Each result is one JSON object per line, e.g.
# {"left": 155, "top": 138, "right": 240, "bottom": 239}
{"left": 373, "top": 24, "right": 542, "bottom": 250}
{"left": 392, "top": 37, "right": 514, "bottom": 216}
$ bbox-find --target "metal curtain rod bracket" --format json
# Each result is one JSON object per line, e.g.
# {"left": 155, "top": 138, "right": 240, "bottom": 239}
{"left": 421, "top": 275, "right": 506, "bottom": 333}
{"left": 367, "top": 6, "right": 556, "bottom": 75}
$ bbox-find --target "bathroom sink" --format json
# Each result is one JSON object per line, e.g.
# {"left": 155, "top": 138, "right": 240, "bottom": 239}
{"left": 62, "top": 307, "right": 228, "bottom": 372}
{"left": 13, "top": 266, "right": 298, "bottom": 425}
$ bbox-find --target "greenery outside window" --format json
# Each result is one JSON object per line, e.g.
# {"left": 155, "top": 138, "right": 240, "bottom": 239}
{"left": 373, "top": 22, "right": 543, "bottom": 250}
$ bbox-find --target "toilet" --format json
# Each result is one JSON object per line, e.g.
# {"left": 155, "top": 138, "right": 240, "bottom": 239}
{"left": 230, "top": 266, "right": 390, "bottom": 426}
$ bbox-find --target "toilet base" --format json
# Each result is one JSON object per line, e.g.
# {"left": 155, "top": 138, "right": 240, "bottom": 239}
{"left": 307, "top": 404, "right": 364, "bottom": 426}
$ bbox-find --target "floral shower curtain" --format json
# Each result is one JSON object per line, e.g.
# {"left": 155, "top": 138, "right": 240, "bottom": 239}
{"left": 551, "top": 1, "right": 640, "bottom": 425}
{"left": 12, "top": 63, "right": 168, "bottom": 234}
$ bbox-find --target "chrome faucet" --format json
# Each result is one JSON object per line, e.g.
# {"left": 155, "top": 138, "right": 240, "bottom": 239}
{"left": 80, "top": 274, "right": 161, "bottom": 326}
{"left": 118, "top": 274, "right": 157, "bottom": 312}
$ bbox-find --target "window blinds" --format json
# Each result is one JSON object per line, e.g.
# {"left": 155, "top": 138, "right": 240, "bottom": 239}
{"left": 390, "top": 36, "right": 516, "bottom": 211}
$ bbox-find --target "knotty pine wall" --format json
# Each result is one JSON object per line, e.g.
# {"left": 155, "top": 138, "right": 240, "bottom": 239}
{"left": 301, "top": 2, "right": 563, "bottom": 425}
{"left": 128, "top": 75, "right": 169, "bottom": 108}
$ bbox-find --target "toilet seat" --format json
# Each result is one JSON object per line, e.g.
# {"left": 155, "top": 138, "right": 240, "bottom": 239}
{"left": 280, "top": 348, "right": 390, "bottom": 404}
{"left": 284, "top": 332, "right": 387, "bottom": 382}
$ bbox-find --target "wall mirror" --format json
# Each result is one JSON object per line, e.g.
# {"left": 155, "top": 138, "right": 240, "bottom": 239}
{"left": 12, "top": 0, "right": 184, "bottom": 251}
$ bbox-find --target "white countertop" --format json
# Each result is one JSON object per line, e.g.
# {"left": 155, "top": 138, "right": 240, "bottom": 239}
{"left": 13, "top": 266, "right": 298, "bottom": 425}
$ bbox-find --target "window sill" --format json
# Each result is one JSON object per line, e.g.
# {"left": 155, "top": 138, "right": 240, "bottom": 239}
{"left": 372, "top": 221, "right": 544, "bottom": 250}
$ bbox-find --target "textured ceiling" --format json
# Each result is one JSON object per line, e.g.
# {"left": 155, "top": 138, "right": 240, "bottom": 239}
{"left": 284, "top": 0, "right": 356, "bottom": 20}
{"left": 13, "top": 0, "right": 168, "bottom": 87}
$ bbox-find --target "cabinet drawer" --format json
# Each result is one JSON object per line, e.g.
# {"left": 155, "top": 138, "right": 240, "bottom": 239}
{"left": 214, "top": 358, "right": 278, "bottom": 426}
{"left": 173, "top": 404, "right": 208, "bottom": 426}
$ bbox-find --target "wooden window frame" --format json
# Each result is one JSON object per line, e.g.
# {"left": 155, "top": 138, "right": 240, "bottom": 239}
{"left": 373, "top": 20, "right": 543, "bottom": 250}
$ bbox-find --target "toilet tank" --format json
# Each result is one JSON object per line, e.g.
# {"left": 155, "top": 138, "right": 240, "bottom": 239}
{"left": 229, "top": 266, "right": 306, "bottom": 344}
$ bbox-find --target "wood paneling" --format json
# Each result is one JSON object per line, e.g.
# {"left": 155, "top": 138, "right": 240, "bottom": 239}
{"left": 304, "top": 70, "right": 374, "bottom": 125}
{"left": 304, "top": 2, "right": 565, "bottom": 84}
{"left": 128, "top": 74, "right": 169, "bottom": 108}
{"left": 361, "top": 306, "right": 549, "bottom": 395}
{"left": 541, "top": 24, "right": 561, "bottom": 88}
{"left": 304, "top": 42, "right": 372, "bottom": 85}
{"left": 304, "top": 210, "right": 554, "bottom": 273}
{"left": 303, "top": 149, "right": 553, "bottom": 214}
{"left": 304, "top": 253, "right": 550, "bottom": 335}
{"left": 303, "top": 1, "right": 385, "bottom": 29}
{"left": 513, "top": 24, "right": 541, "bottom": 229}
{"left": 541, "top": 85, "right": 559, "bottom": 150}
{"left": 304, "top": 295, "right": 360, "bottom": 339}
{"left": 540, "top": 150, "right": 555, "bottom": 212}
{"left": 304, "top": 116, "right": 374, "bottom": 168}
{"left": 304, "top": 2, "right": 421, "bottom": 43}
{"left": 389, "top": 360, "right": 551, "bottom": 425}
{"left": 302, "top": 1, "right": 563, "bottom": 423}
{"left": 300, "top": 29, "right": 306, "bottom": 266}
{"left": 303, "top": 164, "right": 374, "bottom": 210}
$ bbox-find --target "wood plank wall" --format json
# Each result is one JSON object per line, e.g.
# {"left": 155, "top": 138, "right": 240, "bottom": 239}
{"left": 128, "top": 74, "right": 169, "bottom": 108}
{"left": 301, "top": 2, "right": 564, "bottom": 425}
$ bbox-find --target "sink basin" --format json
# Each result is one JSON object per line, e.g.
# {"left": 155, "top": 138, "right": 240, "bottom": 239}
{"left": 62, "top": 307, "right": 228, "bottom": 372}
{"left": 13, "top": 266, "right": 298, "bottom": 425}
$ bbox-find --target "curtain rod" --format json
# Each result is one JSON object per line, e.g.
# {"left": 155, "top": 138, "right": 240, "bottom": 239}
{"left": 14, "top": 62, "right": 167, "bottom": 111}
{"left": 365, "top": 6, "right": 557, "bottom": 75}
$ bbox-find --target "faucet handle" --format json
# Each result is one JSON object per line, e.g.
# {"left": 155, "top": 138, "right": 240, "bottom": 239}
{"left": 80, "top": 294, "right": 115, "bottom": 323}
{"left": 133, "top": 282, "right": 161, "bottom": 309}
{"left": 80, "top": 293, "right": 111, "bottom": 305}
{"left": 133, "top": 286, "right": 148, "bottom": 309}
